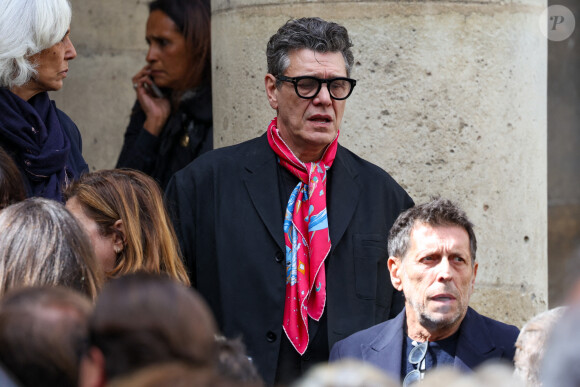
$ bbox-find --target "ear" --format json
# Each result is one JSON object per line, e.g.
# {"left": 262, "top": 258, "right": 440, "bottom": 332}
{"left": 471, "top": 261, "right": 478, "bottom": 293}
{"left": 388, "top": 256, "right": 404, "bottom": 291}
{"left": 78, "top": 347, "right": 106, "bottom": 387}
{"left": 265, "top": 73, "right": 279, "bottom": 110}
{"left": 112, "top": 219, "right": 125, "bottom": 253}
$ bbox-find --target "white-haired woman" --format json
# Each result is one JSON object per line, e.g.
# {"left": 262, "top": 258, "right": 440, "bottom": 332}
{"left": 0, "top": 0, "right": 87, "bottom": 202}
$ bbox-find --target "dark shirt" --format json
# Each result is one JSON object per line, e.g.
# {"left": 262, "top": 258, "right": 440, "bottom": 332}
{"left": 402, "top": 331, "right": 459, "bottom": 382}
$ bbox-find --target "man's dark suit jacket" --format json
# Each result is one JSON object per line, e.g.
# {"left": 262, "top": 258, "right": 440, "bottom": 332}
{"left": 165, "top": 133, "right": 414, "bottom": 385}
{"left": 329, "top": 307, "right": 520, "bottom": 381}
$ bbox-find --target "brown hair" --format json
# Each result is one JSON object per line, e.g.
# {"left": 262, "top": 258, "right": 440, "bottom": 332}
{"left": 64, "top": 169, "right": 190, "bottom": 285}
{"left": 0, "top": 147, "right": 26, "bottom": 210}
{"left": 88, "top": 272, "right": 218, "bottom": 380}
{"left": 0, "top": 198, "right": 102, "bottom": 300}
{"left": 0, "top": 286, "right": 92, "bottom": 387}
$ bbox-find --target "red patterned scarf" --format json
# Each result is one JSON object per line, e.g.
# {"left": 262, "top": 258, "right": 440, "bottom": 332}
{"left": 267, "top": 117, "right": 338, "bottom": 355}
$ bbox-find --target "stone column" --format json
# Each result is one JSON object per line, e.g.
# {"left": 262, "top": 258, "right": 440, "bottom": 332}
{"left": 213, "top": 0, "right": 548, "bottom": 326}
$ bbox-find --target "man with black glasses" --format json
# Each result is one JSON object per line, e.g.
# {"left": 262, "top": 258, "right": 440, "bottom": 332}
{"left": 330, "top": 198, "right": 519, "bottom": 386}
{"left": 165, "top": 17, "right": 413, "bottom": 386}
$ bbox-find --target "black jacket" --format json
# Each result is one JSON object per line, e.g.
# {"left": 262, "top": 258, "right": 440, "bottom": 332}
{"left": 116, "top": 84, "right": 213, "bottom": 190}
{"left": 165, "top": 134, "right": 414, "bottom": 385}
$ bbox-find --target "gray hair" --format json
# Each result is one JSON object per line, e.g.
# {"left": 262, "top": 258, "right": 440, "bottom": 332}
{"left": 514, "top": 306, "right": 567, "bottom": 387}
{"left": 0, "top": 198, "right": 102, "bottom": 300}
{"left": 0, "top": 0, "right": 72, "bottom": 88}
{"left": 266, "top": 17, "right": 354, "bottom": 79}
{"left": 388, "top": 198, "right": 477, "bottom": 263}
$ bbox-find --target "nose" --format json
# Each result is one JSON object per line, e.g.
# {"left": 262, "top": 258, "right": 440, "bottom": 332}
{"left": 146, "top": 44, "right": 158, "bottom": 63}
{"left": 65, "top": 37, "right": 77, "bottom": 60}
{"left": 313, "top": 83, "right": 332, "bottom": 105}
{"left": 436, "top": 257, "right": 453, "bottom": 282}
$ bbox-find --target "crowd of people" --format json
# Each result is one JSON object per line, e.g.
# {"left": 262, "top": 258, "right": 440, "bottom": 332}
{"left": 0, "top": 0, "right": 576, "bottom": 386}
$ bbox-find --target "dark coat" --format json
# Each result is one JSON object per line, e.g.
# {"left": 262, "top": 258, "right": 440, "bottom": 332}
{"left": 329, "top": 307, "right": 520, "bottom": 381}
{"left": 165, "top": 133, "right": 414, "bottom": 385}
{"left": 0, "top": 108, "right": 88, "bottom": 200}
{"left": 116, "top": 84, "right": 213, "bottom": 191}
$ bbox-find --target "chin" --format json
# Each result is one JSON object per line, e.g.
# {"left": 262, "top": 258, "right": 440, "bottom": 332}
{"left": 152, "top": 76, "right": 171, "bottom": 89}
{"left": 307, "top": 131, "right": 337, "bottom": 145}
{"left": 419, "top": 310, "right": 463, "bottom": 331}
{"left": 48, "top": 82, "right": 63, "bottom": 92}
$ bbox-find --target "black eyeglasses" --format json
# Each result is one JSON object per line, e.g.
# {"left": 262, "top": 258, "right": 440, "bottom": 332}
{"left": 276, "top": 75, "right": 356, "bottom": 100}
{"left": 403, "top": 341, "right": 428, "bottom": 387}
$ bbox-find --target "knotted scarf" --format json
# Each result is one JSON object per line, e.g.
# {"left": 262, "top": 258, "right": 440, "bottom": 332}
{"left": 267, "top": 117, "right": 338, "bottom": 355}
{"left": 0, "top": 89, "right": 72, "bottom": 201}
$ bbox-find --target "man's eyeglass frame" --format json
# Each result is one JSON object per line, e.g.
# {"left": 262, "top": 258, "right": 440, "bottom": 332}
{"left": 276, "top": 75, "right": 357, "bottom": 100}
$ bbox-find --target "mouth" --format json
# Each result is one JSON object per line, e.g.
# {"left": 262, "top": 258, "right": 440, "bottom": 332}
{"left": 308, "top": 114, "right": 332, "bottom": 124}
{"left": 430, "top": 293, "right": 457, "bottom": 302}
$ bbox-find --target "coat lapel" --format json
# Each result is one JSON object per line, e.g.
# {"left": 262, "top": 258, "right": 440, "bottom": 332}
{"left": 327, "top": 145, "right": 360, "bottom": 250}
{"left": 243, "top": 134, "right": 285, "bottom": 251}
{"left": 454, "top": 307, "right": 501, "bottom": 372}
{"left": 362, "top": 310, "right": 406, "bottom": 377}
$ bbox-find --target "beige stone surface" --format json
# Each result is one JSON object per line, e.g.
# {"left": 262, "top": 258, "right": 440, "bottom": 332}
{"left": 470, "top": 285, "right": 546, "bottom": 329}
{"left": 213, "top": 0, "right": 548, "bottom": 324}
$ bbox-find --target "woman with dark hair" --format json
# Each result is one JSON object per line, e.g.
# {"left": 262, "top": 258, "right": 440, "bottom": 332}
{"left": 116, "top": 0, "right": 212, "bottom": 191}
{"left": 0, "top": 147, "right": 26, "bottom": 210}
{"left": 0, "top": 0, "right": 88, "bottom": 202}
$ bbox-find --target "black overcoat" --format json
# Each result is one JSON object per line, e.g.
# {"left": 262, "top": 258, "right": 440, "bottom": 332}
{"left": 165, "top": 133, "right": 414, "bottom": 385}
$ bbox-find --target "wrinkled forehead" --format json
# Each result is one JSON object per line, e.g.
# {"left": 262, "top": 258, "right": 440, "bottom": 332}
{"left": 284, "top": 48, "right": 348, "bottom": 76}
{"left": 407, "top": 222, "right": 472, "bottom": 255}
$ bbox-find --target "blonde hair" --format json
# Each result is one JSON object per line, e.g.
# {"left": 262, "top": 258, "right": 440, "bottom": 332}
{"left": 0, "top": 198, "right": 102, "bottom": 300}
{"left": 64, "top": 169, "right": 190, "bottom": 285}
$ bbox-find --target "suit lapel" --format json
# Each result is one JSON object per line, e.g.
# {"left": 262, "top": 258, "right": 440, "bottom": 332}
{"left": 243, "top": 135, "right": 285, "bottom": 251}
{"left": 454, "top": 307, "right": 500, "bottom": 372}
{"left": 362, "top": 310, "right": 406, "bottom": 377}
{"left": 327, "top": 146, "right": 360, "bottom": 250}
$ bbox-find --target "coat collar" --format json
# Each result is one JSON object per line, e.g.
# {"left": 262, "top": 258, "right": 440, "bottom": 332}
{"left": 242, "top": 133, "right": 360, "bottom": 252}
{"left": 363, "top": 309, "right": 406, "bottom": 376}
{"left": 360, "top": 307, "right": 501, "bottom": 376}
{"left": 453, "top": 307, "right": 502, "bottom": 371}
{"left": 327, "top": 144, "right": 360, "bottom": 252}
